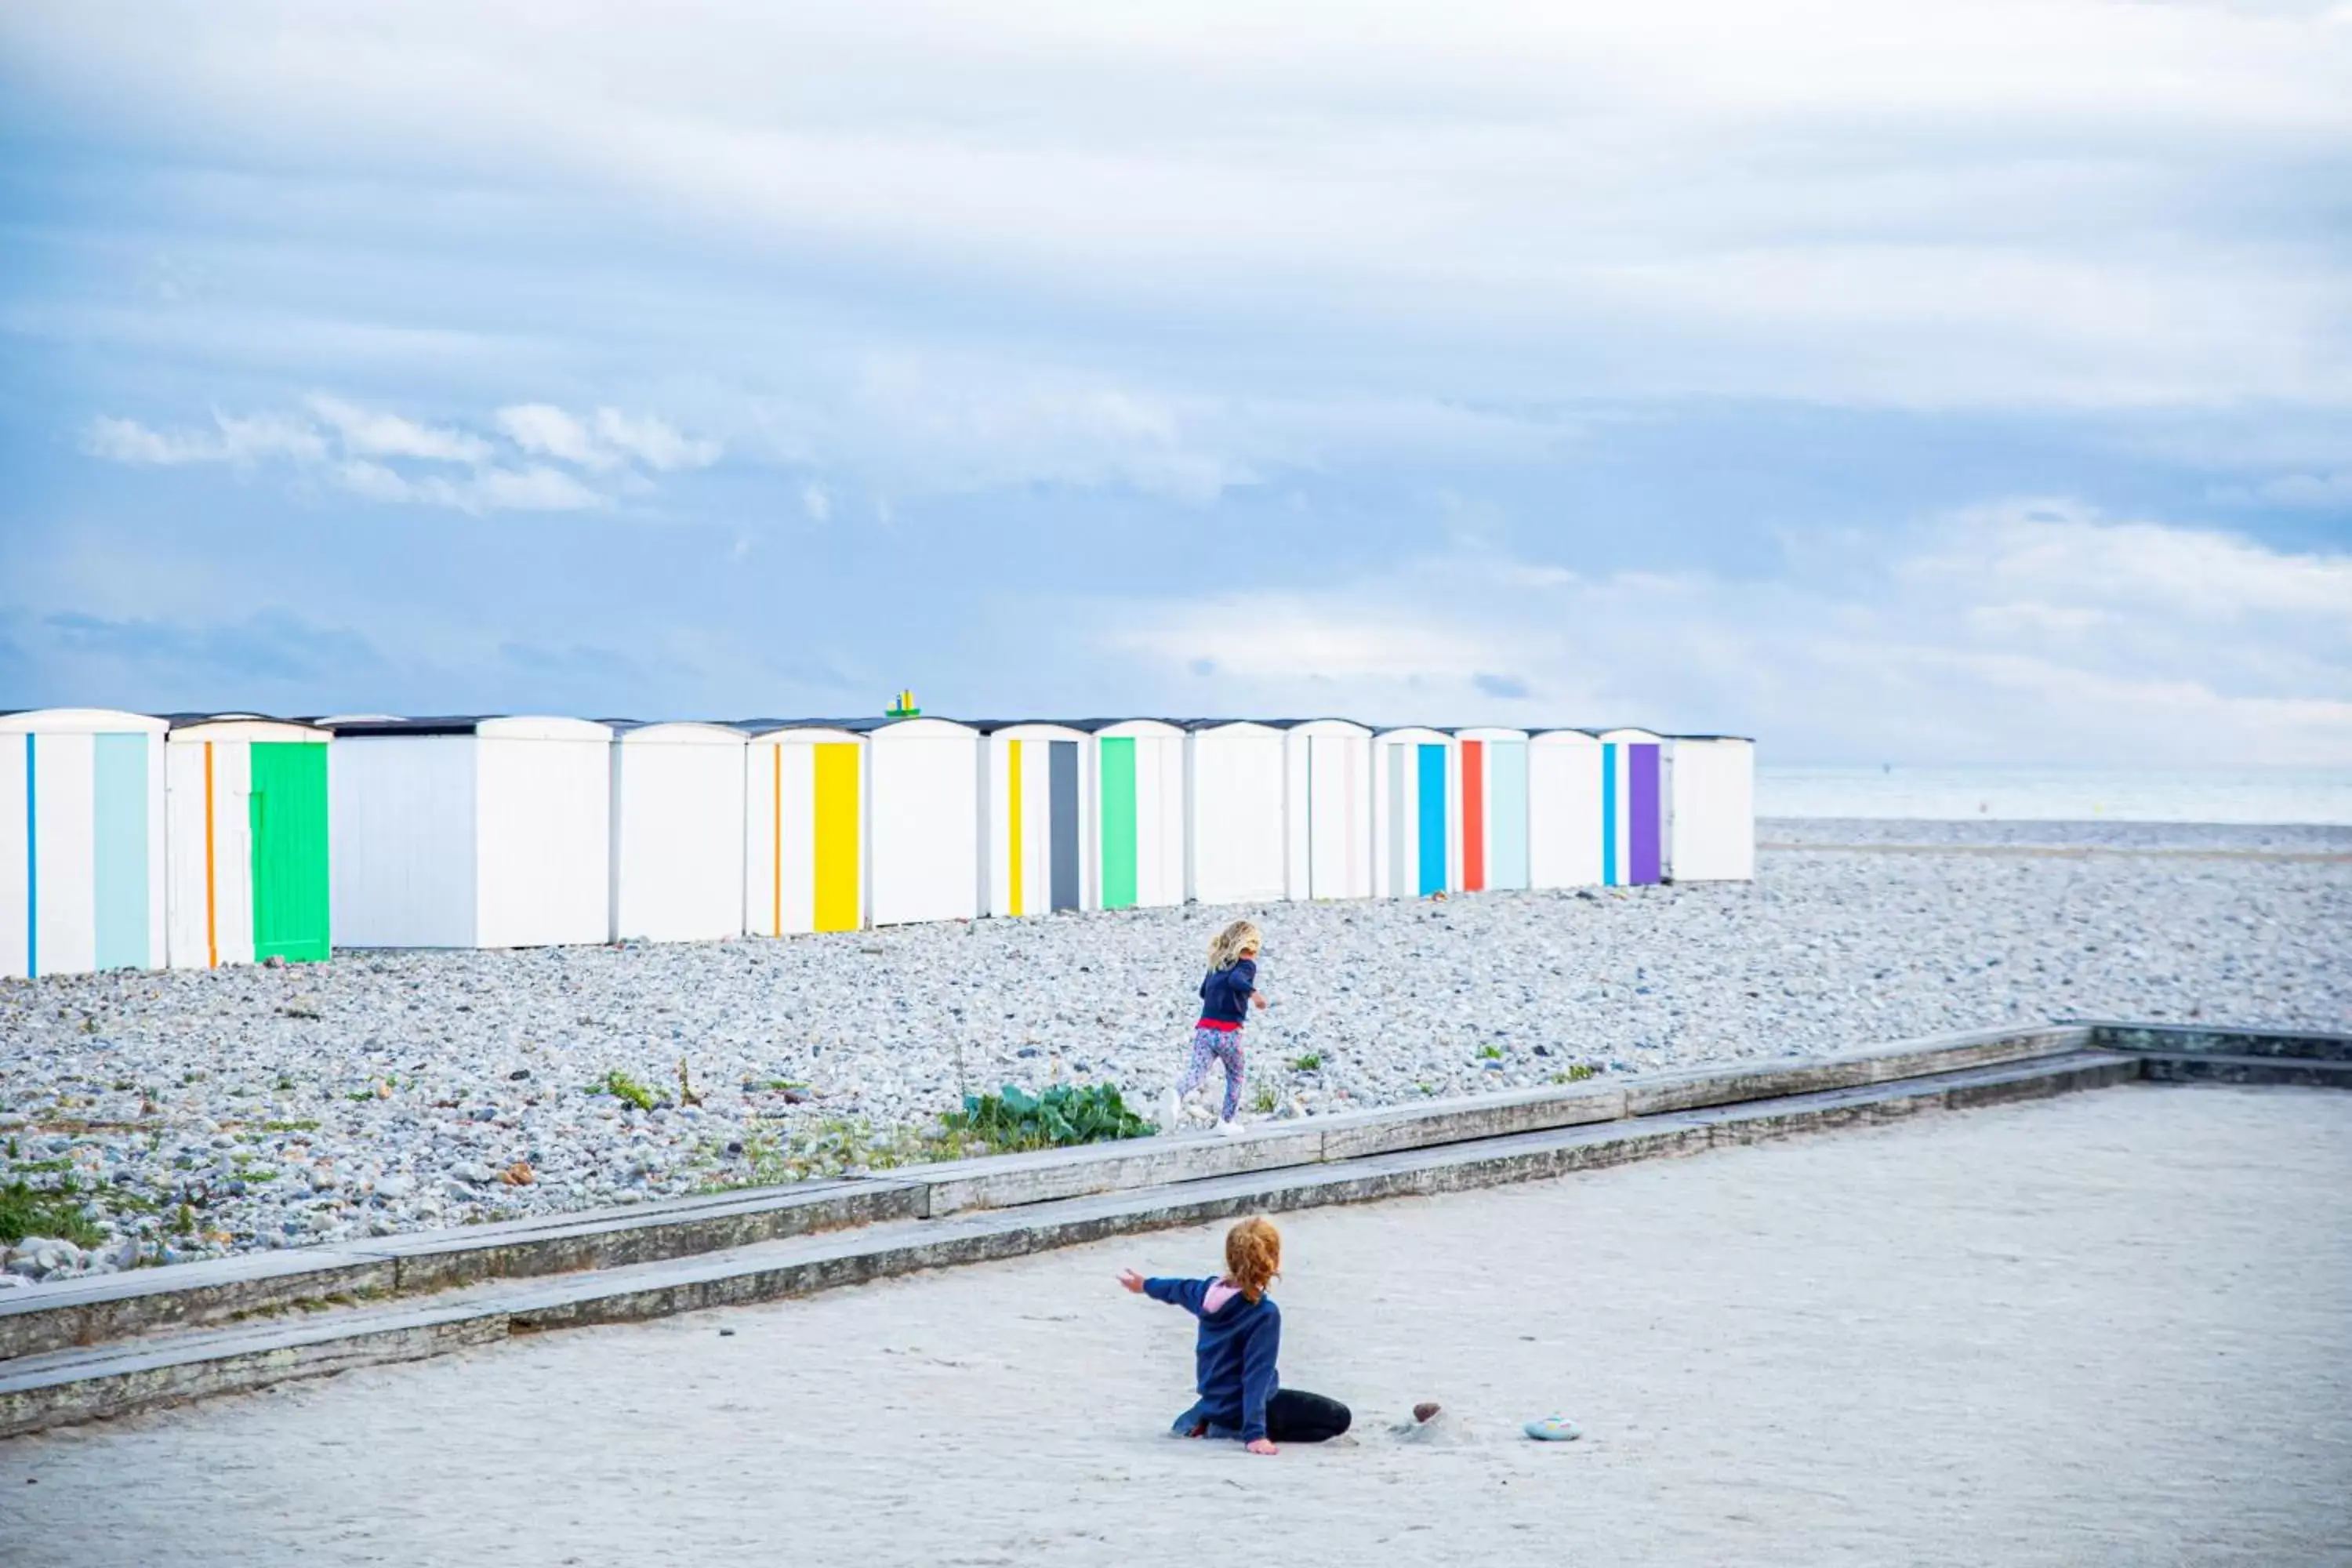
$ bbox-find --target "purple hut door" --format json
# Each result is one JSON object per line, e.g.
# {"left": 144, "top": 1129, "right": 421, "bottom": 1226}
{"left": 1628, "top": 744, "right": 1662, "bottom": 884}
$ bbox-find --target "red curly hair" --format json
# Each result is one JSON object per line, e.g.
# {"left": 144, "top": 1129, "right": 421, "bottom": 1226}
{"left": 1225, "top": 1216, "right": 1281, "bottom": 1303}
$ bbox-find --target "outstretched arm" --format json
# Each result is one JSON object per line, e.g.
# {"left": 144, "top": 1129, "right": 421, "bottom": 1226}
{"left": 1239, "top": 1307, "right": 1283, "bottom": 1450}
{"left": 1119, "top": 1272, "right": 1210, "bottom": 1312}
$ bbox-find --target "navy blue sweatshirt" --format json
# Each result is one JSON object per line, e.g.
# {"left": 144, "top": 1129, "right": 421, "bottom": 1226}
{"left": 1144, "top": 1276, "right": 1282, "bottom": 1441}
{"left": 1198, "top": 958, "right": 1258, "bottom": 1029}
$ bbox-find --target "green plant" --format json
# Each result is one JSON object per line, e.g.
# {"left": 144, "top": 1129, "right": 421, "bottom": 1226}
{"left": 593, "top": 1070, "right": 658, "bottom": 1112}
{"left": 940, "top": 1083, "right": 1156, "bottom": 1154}
{"left": 1250, "top": 1084, "right": 1279, "bottom": 1116}
{"left": 262, "top": 1120, "right": 321, "bottom": 1133}
{"left": 1288, "top": 1053, "right": 1323, "bottom": 1072}
{"left": 1476, "top": 1044, "right": 1504, "bottom": 1060}
{"left": 0, "top": 1179, "right": 107, "bottom": 1248}
{"left": 1551, "top": 1064, "right": 1600, "bottom": 1084}
{"left": 699, "top": 1116, "right": 936, "bottom": 1189}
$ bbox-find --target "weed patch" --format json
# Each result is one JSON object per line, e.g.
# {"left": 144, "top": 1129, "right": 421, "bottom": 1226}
{"left": 941, "top": 1083, "right": 1155, "bottom": 1154}
{"left": 592, "top": 1070, "right": 658, "bottom": 1112}
{"left": 0, "top": 1180, "right": 107, "bottom": 1247}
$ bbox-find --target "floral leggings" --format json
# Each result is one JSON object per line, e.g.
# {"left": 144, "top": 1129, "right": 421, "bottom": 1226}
{"left": 1178, "top": 1025, "right": 1246, "bottom": 1122}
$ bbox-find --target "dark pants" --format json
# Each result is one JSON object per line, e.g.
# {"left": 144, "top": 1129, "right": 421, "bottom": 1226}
{"left": 1174, "top": 1388, "right": 1353, "bottom": 1443}
{"left": 1268, "top": 1388, "right": 1352, "bottom": 1443}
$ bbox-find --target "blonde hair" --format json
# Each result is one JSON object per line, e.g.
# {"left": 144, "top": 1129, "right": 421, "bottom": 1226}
{"left": 1207, "top": 919, "right": 1261, "bottom": 972}
{"left": 1225, "top": 1216, "right": 1281, "bottom": 1302}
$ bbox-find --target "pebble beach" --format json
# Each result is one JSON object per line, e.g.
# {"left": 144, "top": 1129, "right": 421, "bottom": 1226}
{"left": 3, "top": 818, "right": 2347, "bottom": 1283}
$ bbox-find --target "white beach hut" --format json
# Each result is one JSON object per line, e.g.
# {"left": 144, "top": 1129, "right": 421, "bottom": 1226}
{"left": 978, "top": 721, "right": 1094, "bottom": 919}
{"left": 1596, "top": 727, "right": 1668, "bottom": 887}
{"left": 1275, "top": 719, "right": 1372, "bottom": 901}
{"left": 1450, "top": 727, "right": 1530, "bottom": 894}
{"left": 0, "top": 709, "right": 167, "bottom": 979}
{"left": 163, "top": 715, "right": 331, "bottom": 968}
{"left": 740, "top": 723, "right": 866, "bottom": 936}
{"left": 1370, "top": 727, "right": 1455, "bottom": 899}
{"left": 326, "top": 716, "right": 612, "bottom": 949}
{"left": 855, "top": 716, "right": 983, "bottom": 927}
{"left": 1526, "top": 728, "right": 1605, "bottom": 890}
{"left": 1073, "top": 719, "right": 1185, "bottom": 912}
{"left": 607, "top": 721, "right": 747, "bottom": 943}
{"left": 1667, "top": 735, "right": 1756, "bottom": 882}
{"left": 1183, "top": 720, "right": 1287, "bottom": 906}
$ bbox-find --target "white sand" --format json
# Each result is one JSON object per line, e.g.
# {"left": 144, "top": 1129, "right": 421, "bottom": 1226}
{"left": 4, "top": 1085, "right": 2348, "bottom": 1566}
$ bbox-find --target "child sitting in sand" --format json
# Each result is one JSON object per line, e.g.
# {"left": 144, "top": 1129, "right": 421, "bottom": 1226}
{"left": 1163, "top": 919, "right": 1266, "bottom": 1136}
{"left": 1118, "top": 1216, "right": 1351, "bottom": 1454}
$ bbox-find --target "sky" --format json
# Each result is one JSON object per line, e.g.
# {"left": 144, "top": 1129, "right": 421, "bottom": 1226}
{"left": 2, "top": 1, "right": 2350, "bottom": 765}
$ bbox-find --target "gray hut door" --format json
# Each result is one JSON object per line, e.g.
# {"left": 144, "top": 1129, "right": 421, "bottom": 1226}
{"left": 1048, "top": 741, "right": 1080, "bottom": 911}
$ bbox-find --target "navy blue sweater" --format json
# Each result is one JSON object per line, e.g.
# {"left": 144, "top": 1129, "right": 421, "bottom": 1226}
{"left": 1144, "top": 1276, "right": 1282, "bottom": 1440}
{"left": 1198, "top": 959, "right": 1258, "bottom": 1028}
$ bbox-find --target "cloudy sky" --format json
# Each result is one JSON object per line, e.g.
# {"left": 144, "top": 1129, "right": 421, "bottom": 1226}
{"left": 4, "top": 1, "right": 2350, "bottom": 764}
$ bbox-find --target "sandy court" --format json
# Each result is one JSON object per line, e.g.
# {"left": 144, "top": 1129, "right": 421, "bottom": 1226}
{"left": 4, "top": 1085, "right": 2348, "bottom": 1566}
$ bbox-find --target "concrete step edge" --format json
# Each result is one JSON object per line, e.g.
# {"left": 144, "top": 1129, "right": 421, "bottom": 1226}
{"left": 2080, "top": 1022, "right": 2352, "bottom": 1062}
{"left": 2134, "top": 1053, "right": 2352, "bottom": 1087}
{"left": 0, "top": 1048, "right": 2133, "bottom": 1440}
{"left": 0, "top": 1020, "right": 2095, "bottom": 1364}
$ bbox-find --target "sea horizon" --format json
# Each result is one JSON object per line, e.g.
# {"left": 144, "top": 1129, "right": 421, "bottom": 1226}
{"left": 1759, "top": 764, "right": 2352, "bottom": 827}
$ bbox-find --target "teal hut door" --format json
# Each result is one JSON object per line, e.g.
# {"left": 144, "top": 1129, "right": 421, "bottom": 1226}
{"left": 249, "top": 742, "right": 330, "bottom": 962}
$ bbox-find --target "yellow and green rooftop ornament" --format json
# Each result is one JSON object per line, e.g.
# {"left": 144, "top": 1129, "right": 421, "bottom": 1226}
{"left": 885, "top": 689, "right": 921, "bottom": 718}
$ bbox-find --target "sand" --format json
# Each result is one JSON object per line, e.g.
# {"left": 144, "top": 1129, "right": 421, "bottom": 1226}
{"left": 3, "top": 1083, "right": 2347, "bottom": 1566}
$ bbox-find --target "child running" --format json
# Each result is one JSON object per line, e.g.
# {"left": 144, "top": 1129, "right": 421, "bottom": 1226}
{"left": 1164, "top": 919, "right": 1265, "bottom": 1136}
{"left": 1118, "top": 1216, "right": 1351, "bottom": 1454}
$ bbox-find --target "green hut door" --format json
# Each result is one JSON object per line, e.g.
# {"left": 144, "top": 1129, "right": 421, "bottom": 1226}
{"left": 248, "top": 742, "right": 330, "bottom": 961}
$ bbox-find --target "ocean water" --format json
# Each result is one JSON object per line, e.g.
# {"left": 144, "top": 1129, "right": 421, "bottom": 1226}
{"left": 1759, "top": 766, "right": 2352, "bottom": 826}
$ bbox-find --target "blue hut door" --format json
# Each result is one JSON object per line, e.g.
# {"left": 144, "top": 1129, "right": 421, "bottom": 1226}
{"left": 1415, "top": 743, "right": 1446, "bottom": 895}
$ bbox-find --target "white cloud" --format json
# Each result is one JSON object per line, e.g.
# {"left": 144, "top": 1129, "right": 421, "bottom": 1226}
{"left": 495, "top": 403, "right": 604, "bottom": 466}
{"left": 15, "top": 0, "right": 2352, "bottom": 411}
{"left": 1904, "top": 500, "right": 2352, "bottom": 620}
{"left": 592, "top": 408, "right": 719, "bottom": 470}
{"left": 495, "top": 402, "right": 721, "bottom": 470}
{"left": 82, "top": 415, "right": 204, "bottom": 466}
{"left": 467, "top": 465, "right": 608, "bottom": 511}
{"left": 1098, "top": 502, "right": 2352, "bottom": 766}
{"left": 82, "top": 410, "right": 325, "bottom": 466}
{"left": 329, "top": 458, "right": 608, "bottom": 514}
{"left": 85, "top": 394, "right": 706, "bottom": 515}
{"left": 307, "top": 394, "right": 488, "bottom": 463}
{"left": 800, "top": 483, "right": 832, "bottom": 522}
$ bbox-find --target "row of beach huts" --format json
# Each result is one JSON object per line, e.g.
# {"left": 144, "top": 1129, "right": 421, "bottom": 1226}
{"left": 0, "top": 708, "right": 1753, "bottom": 979}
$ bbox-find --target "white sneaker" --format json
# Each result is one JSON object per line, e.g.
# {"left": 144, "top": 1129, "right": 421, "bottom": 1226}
{"left": 1158, "top": 1089, "right": 1184, "bottom": 1134}
{"left": 1216, "top": 1117, "right": 1247, "bottom": 1138}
